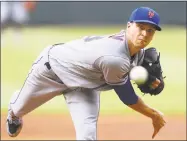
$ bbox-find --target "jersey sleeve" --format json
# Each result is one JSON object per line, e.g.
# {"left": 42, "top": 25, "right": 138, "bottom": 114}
{"left": 113, "top": 78, "right": 138, "bottom": 105}
{"left": 94, "top": 56, "right": 130, "bottom": 85}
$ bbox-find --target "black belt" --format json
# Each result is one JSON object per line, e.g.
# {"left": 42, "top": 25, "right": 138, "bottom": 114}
{"left": 44, "top": 62, "right": 51, "bottom": 70}
{"left": 45, "top": 43, "right": 64, "bottom": 70}
{"left": 44, "top": 61, "right": 65, "bottom": 85}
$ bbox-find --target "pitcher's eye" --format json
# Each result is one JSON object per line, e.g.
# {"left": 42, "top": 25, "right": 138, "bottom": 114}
{"left": 147, "top": 29, "right": 155, "bottom": 33}
{"left": 138, "top": 25, "right": 145, "bottom": 30}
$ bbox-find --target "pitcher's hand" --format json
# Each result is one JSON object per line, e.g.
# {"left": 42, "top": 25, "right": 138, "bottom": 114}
{"left": 151, "top": 110, "right": 166, "bottom": 139}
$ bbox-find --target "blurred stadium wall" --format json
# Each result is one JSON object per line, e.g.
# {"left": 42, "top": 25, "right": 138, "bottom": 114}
{"left": 29, "top": 2, "right": 186, "bottom": 26}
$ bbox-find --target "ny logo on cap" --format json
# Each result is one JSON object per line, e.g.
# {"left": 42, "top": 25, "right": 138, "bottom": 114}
{"left": 148, "top": 11, "right": 154, "bottom": 18}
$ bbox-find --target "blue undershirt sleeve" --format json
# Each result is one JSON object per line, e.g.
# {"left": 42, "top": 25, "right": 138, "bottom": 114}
{"left": 113, "top": 78, "right": 138, "bottom": 105}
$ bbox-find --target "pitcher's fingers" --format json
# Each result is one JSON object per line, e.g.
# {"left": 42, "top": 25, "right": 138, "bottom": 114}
{"left": 152, "top": 126, "right": 162, "bottom": 139}
{"left": 152, "top": 130, "right": 158, "bottom": 139}
{"left": 152, "top": 129, "right": 159, "bottom": 139}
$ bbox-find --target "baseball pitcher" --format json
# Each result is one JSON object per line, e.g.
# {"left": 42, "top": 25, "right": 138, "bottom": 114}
{"left": 6, "top": 7, "right": 166, "bottom": 140}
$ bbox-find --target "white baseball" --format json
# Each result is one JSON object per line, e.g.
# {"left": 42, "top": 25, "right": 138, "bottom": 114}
{"left": 129, "top": 66, "right": 148, "bottom": 85}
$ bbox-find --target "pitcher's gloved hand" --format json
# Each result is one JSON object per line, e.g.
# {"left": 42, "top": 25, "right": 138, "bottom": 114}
{"left": 138, "top": 47, "right": 165, "bottom": 95}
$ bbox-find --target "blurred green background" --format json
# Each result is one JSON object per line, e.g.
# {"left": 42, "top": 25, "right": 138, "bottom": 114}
{"left": 1, "top": 25, "right": 186, "bottom": 116}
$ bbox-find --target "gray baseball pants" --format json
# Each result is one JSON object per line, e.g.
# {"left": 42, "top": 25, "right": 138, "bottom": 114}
{"left": 8, "top": 46, "right": 100, "bottom": 140}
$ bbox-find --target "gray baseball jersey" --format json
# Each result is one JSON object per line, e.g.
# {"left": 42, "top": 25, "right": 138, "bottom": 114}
{"left": 8, "top": 30, "right": 144, "bottom": 140}
{"left": 49, "top": 30, "right": 144, "bottom": 91}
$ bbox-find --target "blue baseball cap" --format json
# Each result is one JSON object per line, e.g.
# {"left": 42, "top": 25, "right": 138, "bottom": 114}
{"left": 129, "top": 7, "right": 161, "bottom": 31}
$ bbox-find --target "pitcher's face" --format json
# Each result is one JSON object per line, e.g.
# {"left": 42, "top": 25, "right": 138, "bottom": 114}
{"left": 127, "top": 22, "right": 156, "bottom": 49}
